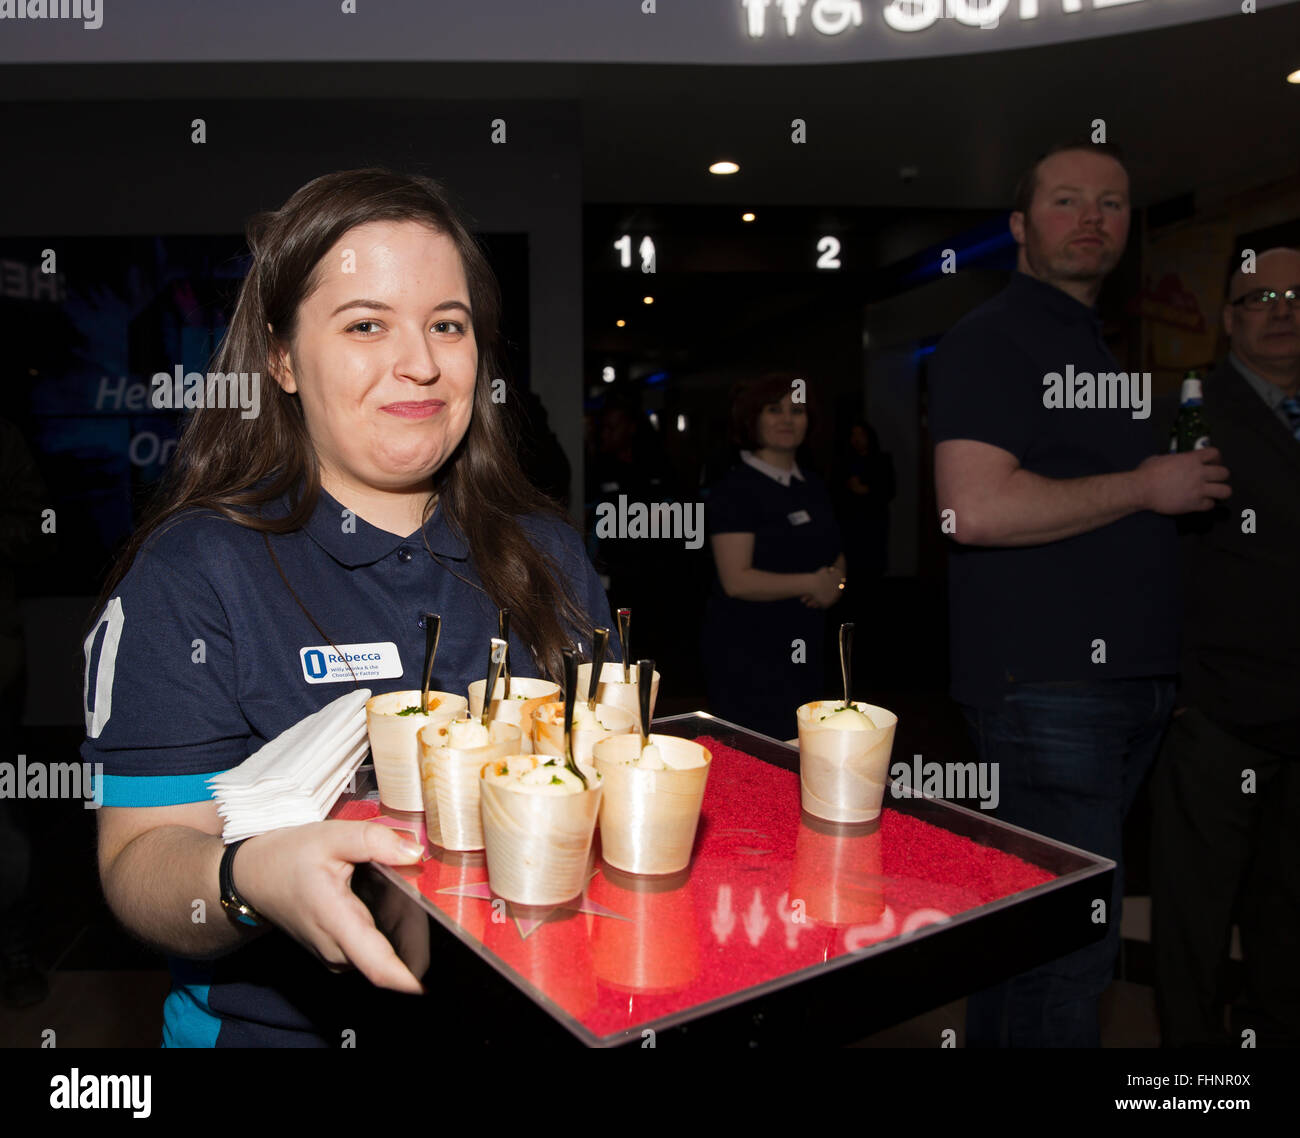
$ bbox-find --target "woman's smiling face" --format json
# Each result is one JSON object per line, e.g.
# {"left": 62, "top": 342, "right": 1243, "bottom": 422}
{"left": 272, "top": 220, "right": 478, "bottom": 498}
{"left": 757, "top": 392, "right": 807, "bottom": 450}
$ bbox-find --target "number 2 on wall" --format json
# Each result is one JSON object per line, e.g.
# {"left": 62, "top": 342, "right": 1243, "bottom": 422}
{"left": 816, "top": 235, "right": 841, "bottom": 270}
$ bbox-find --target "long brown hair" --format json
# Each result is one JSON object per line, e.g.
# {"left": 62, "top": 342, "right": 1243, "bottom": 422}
{"left": 94, "top": 168, "right": 588, "bottom": 680}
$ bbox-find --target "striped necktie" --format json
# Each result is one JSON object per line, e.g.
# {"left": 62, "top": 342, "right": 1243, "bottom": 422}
{"left": 1281, "top": 396, "right": 1300, "bottom": 441}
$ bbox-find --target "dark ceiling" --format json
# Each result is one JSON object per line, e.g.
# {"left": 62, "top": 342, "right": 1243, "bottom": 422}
{"left": 4, "top": 4, "right": 1297, "bottom": 211}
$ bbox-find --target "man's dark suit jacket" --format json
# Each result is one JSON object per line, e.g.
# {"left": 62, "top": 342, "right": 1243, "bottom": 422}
{"left": 1166, "top": 359, "right": 1300, "bottom": 756}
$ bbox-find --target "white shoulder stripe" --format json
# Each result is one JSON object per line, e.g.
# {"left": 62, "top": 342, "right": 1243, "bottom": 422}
{"left": 83, "top": 596, "right": 125, "bottom": 739}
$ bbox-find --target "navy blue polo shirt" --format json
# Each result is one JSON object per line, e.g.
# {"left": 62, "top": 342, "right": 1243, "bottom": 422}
{"left": 702, "top": 458, "right": 842, "bottom": 739}
{"left": 81, "top": 485, "right": 615, "bottom": 1045}
{"left": 928, "top": 271, "right": 1178, "bottom": 708}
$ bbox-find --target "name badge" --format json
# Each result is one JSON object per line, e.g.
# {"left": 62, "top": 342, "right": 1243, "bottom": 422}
{"left": 788, "top": 510, "right": 812, "bottom": 526}
{"left": 300, "top": 641, "right": 403, "bottom": 685}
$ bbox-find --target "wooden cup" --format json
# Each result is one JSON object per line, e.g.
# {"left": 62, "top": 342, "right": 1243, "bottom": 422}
{"left": 592, "top": 734, "right": 711, "bottom": 876}
{"left": 796, "top": 701, "right": 898, "bottom": 823}
{"left": 365, "top": 690, "right": 468, "bottom": 812}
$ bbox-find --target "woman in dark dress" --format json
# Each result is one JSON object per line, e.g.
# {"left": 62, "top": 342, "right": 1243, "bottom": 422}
{"left": 702, "top": 374, "right": 845, "bottom": 741}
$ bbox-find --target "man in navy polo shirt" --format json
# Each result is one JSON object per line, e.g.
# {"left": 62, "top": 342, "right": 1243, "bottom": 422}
{"left": 929, "top": 142, "right": 1231, "bottom": 1047}
{"left": 81, "top": 486, "right": 614, "bottom": 1046}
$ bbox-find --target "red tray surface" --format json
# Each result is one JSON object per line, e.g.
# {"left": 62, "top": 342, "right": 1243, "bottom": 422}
{"left": 335, "top": 736, "right": 1055, "bottom": 1041}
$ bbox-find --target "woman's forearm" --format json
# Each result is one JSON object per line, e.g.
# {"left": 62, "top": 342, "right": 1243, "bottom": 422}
{"left": 724, "top": 567, "right": 819, "bottom": 602}
{"left": 102, "top": 826, "right": 264, "bottom": 958}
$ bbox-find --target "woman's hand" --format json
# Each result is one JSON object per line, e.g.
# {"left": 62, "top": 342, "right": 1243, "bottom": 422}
{"left": 801, "top": 566, "right": 845, "bottom": 609}
{"left": 235, "top": 820, "right": 427, "bottom": 994}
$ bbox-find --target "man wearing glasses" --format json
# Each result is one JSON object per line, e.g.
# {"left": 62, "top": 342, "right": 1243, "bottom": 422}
{"left": 1150, "top": 246, "right": 1300, "bottom": 1048}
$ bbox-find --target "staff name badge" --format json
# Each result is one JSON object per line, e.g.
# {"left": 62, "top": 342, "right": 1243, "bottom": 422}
{"left": 300, "top": 642, "right": 403, "bottom": 684}
{"left": 788, "top": 510, "right": 812, "bottom": 526}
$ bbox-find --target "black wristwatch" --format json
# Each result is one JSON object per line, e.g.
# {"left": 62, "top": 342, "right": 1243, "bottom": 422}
{"left": 219, "top": 838, "right": 266, "bottom": 928}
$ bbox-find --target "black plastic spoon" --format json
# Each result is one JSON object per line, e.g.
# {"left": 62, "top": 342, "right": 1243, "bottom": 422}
{"left": 839, "top": 622, "right": 854, "bottom": 711}
{"left": 587, "top": 627, "right": 609, "bottom": 712}
{"left": 498, "top": 609, "right": 511, "bottom": 699}
{"left": 617, "top": 608, "right": 631, "bottom": 684}
{"left": 562, "top": 648, "right": 588, "bottom": 788}
{"left": 420, "top": 613, "right": 441, "bottom": 713}
{"left": 481, "top": 637, "right": 508, "bottom": 728}
{"left": 638, "top": 657, "right": 655, "bottom": 753}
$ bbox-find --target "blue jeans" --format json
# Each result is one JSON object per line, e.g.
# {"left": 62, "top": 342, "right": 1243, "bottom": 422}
{"left": 961, "top": 677, "right": 1175, "bottom": 1047}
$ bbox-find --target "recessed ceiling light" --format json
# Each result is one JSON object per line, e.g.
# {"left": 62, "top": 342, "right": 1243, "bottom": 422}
{"left": 742, "top": 212, "right": 756, "bottom": 222}
{"left": 643, "top": 296, "right": 654, "bottom": 305}
{"left": 1288, "top": 68, "right": 1300, "bottom": 84}
{"left": 616, "top": 319, "right": 626, "bottom": 327}
{"left": 710, "top": 161, "right": 740, "bottom": 175}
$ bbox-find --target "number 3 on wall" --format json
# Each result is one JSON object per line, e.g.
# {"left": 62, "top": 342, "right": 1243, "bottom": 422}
{"left": 83, "top": 597, "right": 124, "bottom": 738}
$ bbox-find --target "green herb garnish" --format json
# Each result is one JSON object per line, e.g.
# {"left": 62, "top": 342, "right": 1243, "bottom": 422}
{"left": 550, "top": 775, "right": 564, "bottom": 785}
{"left": 544, "top": 758, "right": 558, "bottom": 766}
{"left": 395, "top": 705, "right": 423, "bottom": 716}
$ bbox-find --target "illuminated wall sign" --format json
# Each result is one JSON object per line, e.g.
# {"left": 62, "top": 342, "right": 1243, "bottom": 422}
{"left": 614, "top": 235, "right": 657, "bottom": 274}
{"left": 0, "top": 0, "right": 1289, "bottom": 65}
{"left": 743, "top": 0, "right": 1151, "bottom": 39}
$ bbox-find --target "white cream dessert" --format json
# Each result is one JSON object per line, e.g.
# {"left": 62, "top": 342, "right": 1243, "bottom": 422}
{"left": 531, "top": 700, "right": 636, "bottom": 783}
{"left": 479, "top": 752, "right": 603, "bottom": 905}
{"left": 815, "top": 702, "right": 877, "bottom": 731}
{"left": 575, "top": 662, "right": 659, "bottom": 732}
{"left": 466, "top": 678, "right": 560, "bottom": 754}
{"left": 480, "top": 754, "right": 593, "bottom": 794}
{"left": 535, "top": 702, "right": 613, "bottom": 731}
{"left": 447, "top": 718, "right": 491, "bottom": 749}
{"left": 366, "top": 690, "right": 468, "bottom": 812}
{"left": 417, "top": 717, "right": 520, "bottom": 852}
{"left": 591, "top": 733, "right": 712, "bottom": 876}
{"left": 796, "top": 700, "right": 898, "bottom": 824}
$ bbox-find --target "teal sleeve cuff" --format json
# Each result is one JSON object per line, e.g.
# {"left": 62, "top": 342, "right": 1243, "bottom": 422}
{"left": 99, "top": 771, "right": 226, "bottom": 807}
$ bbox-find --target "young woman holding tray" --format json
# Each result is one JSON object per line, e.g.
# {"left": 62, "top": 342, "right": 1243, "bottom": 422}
{"left": 82, "top": 169, "right": 615, "bottom": 1046}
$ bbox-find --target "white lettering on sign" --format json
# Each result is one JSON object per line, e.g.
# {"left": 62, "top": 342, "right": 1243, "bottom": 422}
{"left": 744, "top": 0, "right": 1149, "bottom": 38}
{"left": 300, "top": 642, "right": 404, "bottom": 685}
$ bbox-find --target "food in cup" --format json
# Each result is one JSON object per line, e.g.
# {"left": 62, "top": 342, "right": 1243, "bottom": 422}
{"left": 813, "top": 705, "right": 877, "bottom": 730}
{"left": 479, "top": 754, "right": 602, "bottom": 905}
{"left": 417, "top": 717, "right": 521, "bottom": 851}
{"left": 592, "top": 733, "right": 711, "bottom": 876}
{"left": 796, "top": 700, "right": 898, "bottom": 824}
{"left": 531, "top": 700, "right": 635, "bottom": 783}
{"left": 574, "top": 661, "right": 660, "bottom": 732}
{"left": 466, "top": 676, "right": 560, "bottom": 751}
{"left": 365, "top": 690, "right": 469, "bottom": 812}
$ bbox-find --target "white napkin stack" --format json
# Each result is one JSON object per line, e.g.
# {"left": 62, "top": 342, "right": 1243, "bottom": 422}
{"left": 208, "top": 689, "right": 372, "bottom": 844}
